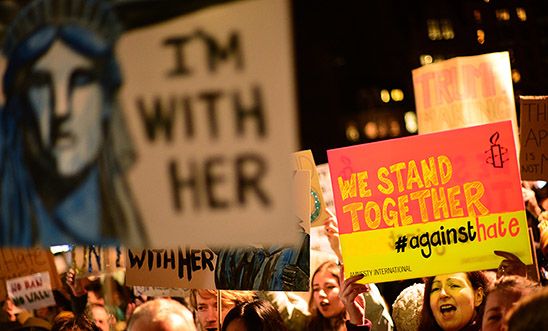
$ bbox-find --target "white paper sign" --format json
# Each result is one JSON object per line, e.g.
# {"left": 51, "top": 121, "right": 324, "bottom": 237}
{"left": 117, "top": 0, "right": 298, "bottom": 246}
{"left": 6, "top": 272, "right": 55, "bottom": 310}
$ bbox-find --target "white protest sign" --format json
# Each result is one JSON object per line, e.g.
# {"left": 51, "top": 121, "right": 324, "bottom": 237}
{"left": 117, "top": 0, "right": 298, "bottom": 247}
{"left": 412, "top": 52, "right": 519, "bottom": 149}
{"left": 7, "top": 272, "right": 55, "bottom": 310}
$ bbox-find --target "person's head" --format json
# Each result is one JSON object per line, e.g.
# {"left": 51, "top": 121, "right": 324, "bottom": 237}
{"left": 420, "top": 271, "right": 489, "bottom": 331}
{"left": 1, "top": 298, "right": 18, "bottom": 322}
{"left": 51, "top": 311, "right": 100, "bottom": 331}
{"left": 308, "top": 261, "right": 345, "bottom": 329}
{"left": 482, "top": 275, "right": 540, "bottom": 331}
{"left": 504, "top": 287, "right": 548, "bottom": 331}
{"left": 189, "top": 290, "right": 255, "bottom": 331}
{"left": 2, "top": 0, "right": 122, "bottom": 183}
{"left": 127, "top": 298, "right": 196, "bottom": 331}
{"left": 86, "top": 303, "right": 114, "bottom": 331}
{"left": 221, "top": 300, "right": 287, "bottom": 331}
{"left": 392, "top": 283, "right": 425, "bottom": 331}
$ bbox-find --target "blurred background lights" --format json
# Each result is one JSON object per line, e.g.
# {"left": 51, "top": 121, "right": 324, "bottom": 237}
{"left": 389, "top": 120, "right": 401, "bottom": 136}
{"left": 404, "top": 111, "right": 418, "bottom": 133}
{"left": 512, "top": 69, "right": 521, "bottom": 83}
{"left": 377, "top": 122, "right": 388, "bottom": 137}
{"left": 391, "top": 89, "right": 404, "bottom": 102}
{"left": 346, "top": 123, "right": 360, "bottom": 142}
{"left": 420, "top": 54, "right": 433, "bottom": 65}
{"left": 477, "top": 29, "right": 485, "bottom": 44}
{"left": 364, "top": 122, "right": 378, "bottom": 139}
{"left": 380, "top": 89, "right": 390, "bottom": 103}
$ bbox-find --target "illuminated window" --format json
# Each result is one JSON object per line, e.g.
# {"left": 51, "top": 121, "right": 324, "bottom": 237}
{"left": 420, "top": 54, "right": 433, "bottom": 66}
{"left": 496, "top": 9, "right": 510, "bottom": 21}
{"left": 364, "top": 122, "right": 378, "bottom": 139}
{"left": 389, "top": 120, "right": 401, "bottom": 136}
{"left": 511, "top": 69, "right": 521, "bottom": 83}
{"left": 473, "top": 10, "right": 482, "bottom": 22}
{"left": 377, "top": 122, "right": 388, "bottom": 138}
{"left": 346, "top": 123, "right": 360, "bottom": 142}
{"left": 391, "top": 89, "right": 404, "bottom": 102}
{"left": 477, "top": 29, "right": 485, "bottom": 44}
{"left": 380, "top": 89, "right": 390, "bottom": 103}
{"left": 440, "top": 19, "right": 455, "bottom": 39}
{"left": 404, "top": 111, "right": 418, "bottom": 133}
{"left": 516, "top": 8, "right": 527, "bottom": 21}
{"left": 427, "top": 19, "right": 442, "bottom": 40}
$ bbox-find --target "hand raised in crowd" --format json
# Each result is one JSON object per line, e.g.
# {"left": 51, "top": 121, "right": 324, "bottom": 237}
{"left": 494, "top": 250, "right": 527, "bottom": 279}
{"left": 65, "top": 268, "right": 90, "bottom": 297}
{"left": 338, "top": 265, "right": 369, "bottom": 326}
{"left": 323, "top": 209, "right": 343, "bottom": 262}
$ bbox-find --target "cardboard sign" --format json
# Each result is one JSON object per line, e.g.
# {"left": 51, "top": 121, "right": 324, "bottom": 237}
{"left": 328, "top": 121, "right": 531, "bottom": 283}
{"left": 519, "top": 96, "right": 548, "bottom": 180}
{"left": 6, "top": 272, "right": 55, "bottom": 310}
{"left": 412, "top": 52, "right": 519, "bottom": 148}
{"left": 292, "top": 150, "right": 329, "bottom": 226}
{"left": 117, "top": 0, "right": 299, "bottom": 247}
{"left": 125, "top": 247, "right": 217, "bottom": 289}
{"left": 0, "top": 248, "right": 61, "bottom": 300}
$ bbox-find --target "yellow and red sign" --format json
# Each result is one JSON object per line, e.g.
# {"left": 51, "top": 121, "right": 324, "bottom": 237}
{"left": 328, "top": 121, "right": 531, "bottom": 283}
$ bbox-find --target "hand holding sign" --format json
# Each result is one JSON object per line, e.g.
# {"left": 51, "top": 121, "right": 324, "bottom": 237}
{"left": 494, "top": 250, "right": 527, "bottom": 279}
{"left": 66, "top": 268, "right": 89, "bottom": 297}
{"left": 339, "top": 265, "right": 369, "bottom": 326}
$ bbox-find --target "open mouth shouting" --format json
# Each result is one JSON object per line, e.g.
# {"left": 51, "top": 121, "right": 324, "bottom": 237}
{"left": 319, "top": 300, "right": 330, "bottom": 310}
{"left": 439, "top": 304, "right": 457, "bottom": 318}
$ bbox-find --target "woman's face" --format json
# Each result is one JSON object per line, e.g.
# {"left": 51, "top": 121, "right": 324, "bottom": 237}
{"left": 312, "top": 268, "right": 345, "bottom": 318}
{"left": 26, "top": 39, "right": 104, "bottom": 177}
{"left": 429, "top": 273, "right": 483, "bottom": 331}
{"left": 482, "top": 290, "right": 522, "bottom": 331}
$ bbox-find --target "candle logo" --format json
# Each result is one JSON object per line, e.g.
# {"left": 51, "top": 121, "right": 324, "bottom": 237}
{"left": 485, "top": 131, "right": 508, "bottom": 168}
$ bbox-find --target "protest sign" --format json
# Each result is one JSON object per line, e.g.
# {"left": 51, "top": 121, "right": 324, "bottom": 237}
{"left": 0, "top": 248, "right": 61, "bottom": 300}
{"left": 293, "top": 169, "right": 311, "bottom": 233}
{"left": 116, "top": 0, "right": 299, "bottom": 247}
{"left": 125, "top": 247, "right": 216, "bottom": 289}
{"left": 71, "top": 246, "right": 124, "bottom": 278}
{"left": 328, "top": 121, "right": 531, "bottom": 283}
{"left": 292, "top": 150, "right": 328, "bottom": 226}
{"left": 317, "top": 163, "right": 335, "bottom": 213}
{"left": 125, "top": 234, "right": 309, "bottom": 291}
{"left": 7, "top": 272, "right": 55, "bottom": 311}
{"left": 412, "top": 52, "right": 519, "bottom": 149}
{"left": 519, "top": 96, "right": 548, "bottom": 180}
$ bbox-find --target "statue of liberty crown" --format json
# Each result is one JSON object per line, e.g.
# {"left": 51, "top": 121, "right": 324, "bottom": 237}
{"left": 2, "top": 0, "right": 122, "bottom": 57}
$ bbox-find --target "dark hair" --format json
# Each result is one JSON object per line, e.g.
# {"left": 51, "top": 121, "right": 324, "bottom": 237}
{"left": 221, "top": 299, "right": 287, "bottom": 331}
{"left": 419, "top": 271, "right": 489, "bottom": 331}
{"left": 51, "top": 311, "right": 101, "bottom": 331}
{"left": 506, "top": 287, "right": 548, "bottom": 331}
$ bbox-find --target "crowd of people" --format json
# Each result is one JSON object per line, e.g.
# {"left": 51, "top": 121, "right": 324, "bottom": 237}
{"left": 0, "top": 181, "right": 547, "bottom": 331}
{"left": 1, "top": 0, "right": 547, "bottom": 330}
